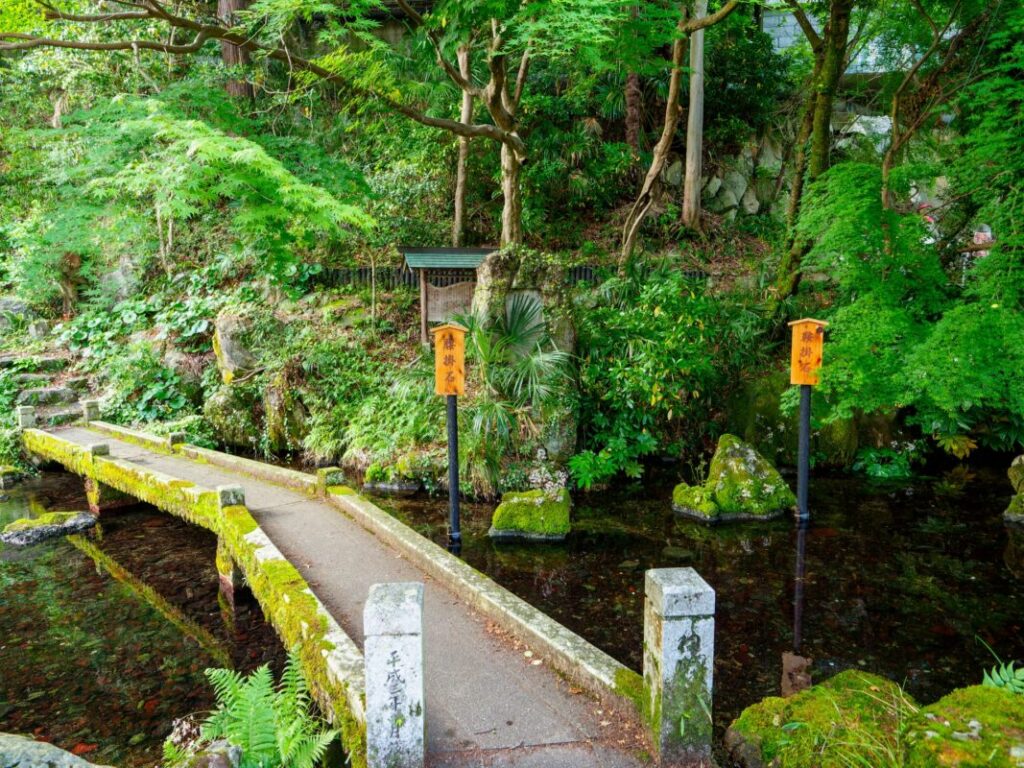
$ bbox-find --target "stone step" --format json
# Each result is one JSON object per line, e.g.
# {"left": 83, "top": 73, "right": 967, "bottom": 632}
{"left": 0, "top": 354, "right": 69, "bottom": 372}
{"left": 11, "top": 373, "right": 52, "bottom": 386}
{"left": 36, "top": 405, "right": 81, "bottom": 427}
{"left": 16, "top": 386, "right": 77, "bottom": 406}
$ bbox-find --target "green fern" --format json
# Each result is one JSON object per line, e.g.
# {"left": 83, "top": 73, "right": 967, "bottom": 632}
{"left": 201, "top": 647, "right": 338, "bottom": 768}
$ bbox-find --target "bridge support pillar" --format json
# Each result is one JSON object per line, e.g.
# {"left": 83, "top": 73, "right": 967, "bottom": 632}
{"left": 644, "top": 568, "right": 715, "bottom": 766}
{"left": 216, "top": 535, "right": 245, "bottom": 631}
{"left": 364, "top": 582, "right": 425, "bottom": 768}
{"left": 84, "top": 476, "right": 137, "bottom": 516}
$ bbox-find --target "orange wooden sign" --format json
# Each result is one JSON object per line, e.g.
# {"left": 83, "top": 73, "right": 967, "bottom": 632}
{"left": 432, "top": 322, "right": 467, "bottom": 396}
{"left": 788, "top": 318, "right": 828, "bottom": 386}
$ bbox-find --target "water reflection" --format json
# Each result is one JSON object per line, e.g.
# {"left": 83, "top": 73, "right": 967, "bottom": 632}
{"left": 376, "top": 466, "right": 1024, "bottom": 738}
{"left": 781, "top": 521, "right": 812, "bottom": 697}
{"left": 0, "top": 472, "right": 285, "bottom": 767}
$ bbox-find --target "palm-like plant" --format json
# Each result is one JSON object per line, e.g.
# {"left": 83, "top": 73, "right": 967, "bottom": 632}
{"left": 455, "top": 292, "right": 572, "bottom": 495}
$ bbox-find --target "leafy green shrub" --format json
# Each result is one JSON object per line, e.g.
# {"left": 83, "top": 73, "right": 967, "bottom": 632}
{"left": 147, "top": 415, "right": 219, "bottom": 450}
{"left": 100, "top": 343, "right": 195, "bottom": 424}
{"left": 851, "top": 444, "right": 924, "bottom": 480}
{"left": 571, "top": 267, "right": 768, "bottom": 487}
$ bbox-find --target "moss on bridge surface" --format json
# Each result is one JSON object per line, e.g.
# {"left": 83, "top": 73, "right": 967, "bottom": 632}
{"left": 22, "top": 428, "right": 369, "bottom": 768}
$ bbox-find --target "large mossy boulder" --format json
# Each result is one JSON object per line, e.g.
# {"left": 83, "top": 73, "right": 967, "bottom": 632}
{"left": 203, "top": 385, "right": 261, "bottom": 449}
{"left": 263, "top": 371, "right": 308, "bottom": 453}
{"left": 724, "top": 671, "right": 914, "bottom": 768}
{"left": 905, "top": 685, "right": 1024, "bottom": 767}
{"left": 489, "top": 488, "right": 571, "bottom": 541}
{"left": 0, "top": 732, "right": 114, "bottom": 767}
{"left": 673, "top": 434, "right": 795, "bottom": 523}
{"left": 212, "top": 311, "right": 258, "bottom": 385}
{"left": 726, "top": 673, "right": 1024, "bottom": 768}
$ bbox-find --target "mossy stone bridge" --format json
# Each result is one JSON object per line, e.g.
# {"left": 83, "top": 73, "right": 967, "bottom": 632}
{"left": 15, "top": 404, "right": 717, "bottom": 768}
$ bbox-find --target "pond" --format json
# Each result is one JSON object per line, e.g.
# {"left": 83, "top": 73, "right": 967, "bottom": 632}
{"left": 2, "top": 462, "right": 1021, "bottom": 765}
{"left": 377, "top": 463, "right": 1024, "bottom": 739}
{"left": 0, "top": 472, "right": 286, "bottom": 767}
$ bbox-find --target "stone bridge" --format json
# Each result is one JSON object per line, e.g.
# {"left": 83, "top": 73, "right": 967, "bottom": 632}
{"left": 15, "top": 404, "right": 716, "bottom": 768}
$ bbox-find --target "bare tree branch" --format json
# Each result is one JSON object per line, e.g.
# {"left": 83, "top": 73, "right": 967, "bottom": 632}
{"left": 785, "top": 0, "right": 822, "bottom": 51}
{"left": 392, "top": 0, "right": 480, "bottom": 96}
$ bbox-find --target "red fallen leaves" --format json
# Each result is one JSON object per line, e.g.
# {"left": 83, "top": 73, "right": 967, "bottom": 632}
{"left": 143, "top": 697, "right": 160, "bottom": 716}
{"left": 72, "top": 742, "right": 98, "bottom": 756}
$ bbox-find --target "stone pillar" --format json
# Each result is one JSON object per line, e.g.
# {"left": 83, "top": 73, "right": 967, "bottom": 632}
{"left": 81, "top": 399, "right": 100, "bottom": 423}
{"left": 166, "top": 432, "right": 187, "bottom": 450}
{"left": 15, "top": 406, "right": 36, "bottom": 429}
{"left": 217, "top": 484, "right": 245, "bottom": 508}
{"left": 644, "top": 568, "right": 715, "bottom": 766}
{"left": 84, "top": 477, "right": 136, "bottom": 516}
{"left": 216, "top": 535, "right": 245, "bottom": 631}
{"left": 316, "top": 466, "right": 345, "bottom": 495}
{"left": 364, "top": 582, "right": 425, "bottom": 768}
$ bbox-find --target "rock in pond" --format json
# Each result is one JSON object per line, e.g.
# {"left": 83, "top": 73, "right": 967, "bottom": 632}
{"left": 363, "top": 480, "right": 421, "bottom": 497}
{"left": 673, "top": 434, "right": 795, "bottom": 523}
{"left": 0, "top": 466, "right": 22, "bottom": 490}
{"left": 724, "top": 670, "right": 912, "bottom": 768}
{"left": 489, "top": 488, "right": 571, "bottom": 542}
{"left": 1, "top": 511, "right": 96, "bottom": 547}
{"left": 1006, "top": 456, "right": 1024, "bottom": 524}
{"left": 725, "top": 671, "right": 1024, "bottom": 768}
{"left": 0, "top": 732, "right": 114, "bottom": 767}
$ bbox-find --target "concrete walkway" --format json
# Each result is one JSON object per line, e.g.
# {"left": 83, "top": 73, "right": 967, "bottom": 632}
{"left": 48, "top": 426, "right": 646, "bottom": 768}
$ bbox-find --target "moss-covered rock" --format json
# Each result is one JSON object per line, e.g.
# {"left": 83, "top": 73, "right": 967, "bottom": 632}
{"left": 673, "top": 434, "right": 794, "bottom": 523}
{"left": 724, "top": 671, "right": 915, "bottom": 768}
{"left": 0, "top": 464, "right": 22, "bottom": 489}
{"left": 1, "top": 511, "right": 96, "bottom": 546}
{"left": 905, "top": 685, "right": 1024, "bottom": 767}
{"left": 489, "top": 488, "right": 571, "bottom": 541}
{"left": 1009, "top": 456, "right": 1024, "bottom": 495}
{"left": 212, "top": 310, "right": 258, "bottom": 385}
{"left": 263, "top": 371, "right": 308, "bottom": 452}
{"left": 204, "top": 385, "right": 262, "bottom": 449}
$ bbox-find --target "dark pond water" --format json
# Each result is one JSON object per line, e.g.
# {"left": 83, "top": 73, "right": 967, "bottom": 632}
{"left": 374, "top": 464, "right": 1024, "bottom": 739}
{"left": 0, "top": 472, "right": 286, "bottom": 767}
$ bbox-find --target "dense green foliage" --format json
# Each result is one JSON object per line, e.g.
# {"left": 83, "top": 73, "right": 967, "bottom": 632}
{"left": 1, "top": 0, "right": 1020, "bottom": 492}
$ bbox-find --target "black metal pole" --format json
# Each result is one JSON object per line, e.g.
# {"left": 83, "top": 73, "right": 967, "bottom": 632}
{"left": 446, "top": 394, "right": 461, "bottom": 553}
{"left": 797, "top": 383, "right": 811, "bottom": 522}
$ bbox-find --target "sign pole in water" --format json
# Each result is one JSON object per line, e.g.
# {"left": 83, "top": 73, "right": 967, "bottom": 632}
{"left": 432, "top": 322, "right": 467, "bottom": 553}
{"left": 788, "top": 318, "right": 827, "bottom": 522}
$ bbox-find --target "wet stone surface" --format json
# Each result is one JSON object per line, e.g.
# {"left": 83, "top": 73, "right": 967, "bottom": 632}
{"left": 0, "top": 471, "right": 286, "bottom": 767}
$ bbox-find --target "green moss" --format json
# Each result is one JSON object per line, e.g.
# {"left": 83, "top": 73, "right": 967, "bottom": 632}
{"left": 4, "top": 511, "right": 83, "bottom": 532}
{"left": 490, "top": 488, "right": 571, "bottom": 539}
{"left": 328, "top": 485, "right": 357, "bottom": 496}
{"left": 1009, "top": 457, "right": 1024, "bottom": 495}
{"left": 671, "top": 482, "right": 719, "bottom": 518}
{"left": 905, "top": 686, "right": 1024, "bottom": 767}
{"left": 727, "top": 671, "right": 914, "bottom": 768}
{"left": 614, "top": 667, "right": 644, "bottom": 714}
{"left": 709, "top": 434, "right": 795, "bottom": 516}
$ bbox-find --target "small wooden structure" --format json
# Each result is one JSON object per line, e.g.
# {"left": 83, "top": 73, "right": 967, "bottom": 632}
{"left": 401, "top": 247, "right": 495, "bottom": 345}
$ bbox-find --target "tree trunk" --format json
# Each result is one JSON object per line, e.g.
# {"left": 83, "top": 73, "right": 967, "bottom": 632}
{"left": 625, "top": 71, "right": 642, "bottom": 152}
{"left": 776, "top": 0, "right": 853, "bottom": 299}
{"left": 785, "top": 92, "right": 816, "bottom": 228}
{"left": 218, "top": 0, "right": 253, "bottom": 99}
{"left": 500, "top": 143, "right": 523, "bottom": 246}
{"left": 681, "top": 0, "right": 707, "bottom": 230}
{"left": 452, "top": 46, "right": 473, "bottom": 247}
{"left": 620, "top": 14, "right": 688, "bottom": 265}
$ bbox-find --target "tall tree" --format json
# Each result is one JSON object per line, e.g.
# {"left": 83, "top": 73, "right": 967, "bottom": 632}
{"left": 680, "top": 0, "right": 708, "bottom": 229}
{"left": 217, "top": 0, "right": 252, "bottom": 99}
{"left": 452, "top": 44, "right": 473, "bottom": 247}
{"left": 619, "top": 0, "right": 740, "bottom": 264}
{"left": 1, "top": 0, "right": 624, "bottom": 247}
{"left": 773, "top": 0, "right": 856, "bottom": 299}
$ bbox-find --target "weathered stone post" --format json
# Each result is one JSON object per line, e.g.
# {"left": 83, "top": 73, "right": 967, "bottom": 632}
{"left": 644, "top": 568, "right": 715, "bottom": 766}
{"left": 217, "top": 484, "right": 245, "bottom": 508}
{"left": 15, "top": 406, "right": 36, "bottom": 429}
{"left": 316, "top": 466, "right": 345, "bottom": 496}
{"left": 81, "top": 399, "right": 100, "bottom": 423}
{"left": 364, "top": 582, "right": 425, "bottom": 768}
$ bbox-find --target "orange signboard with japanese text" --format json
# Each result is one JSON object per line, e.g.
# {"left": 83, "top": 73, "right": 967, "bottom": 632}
{"left": 433, "top": 323, "right": 467, "bottom": 396}
{"left": 788, "top": 318, "right": 828, "bottom": 386}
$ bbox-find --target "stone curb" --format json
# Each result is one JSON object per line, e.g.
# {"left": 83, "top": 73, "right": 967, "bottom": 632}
{"left": 178, "top": 444, "right": 318, "bottom": 495}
